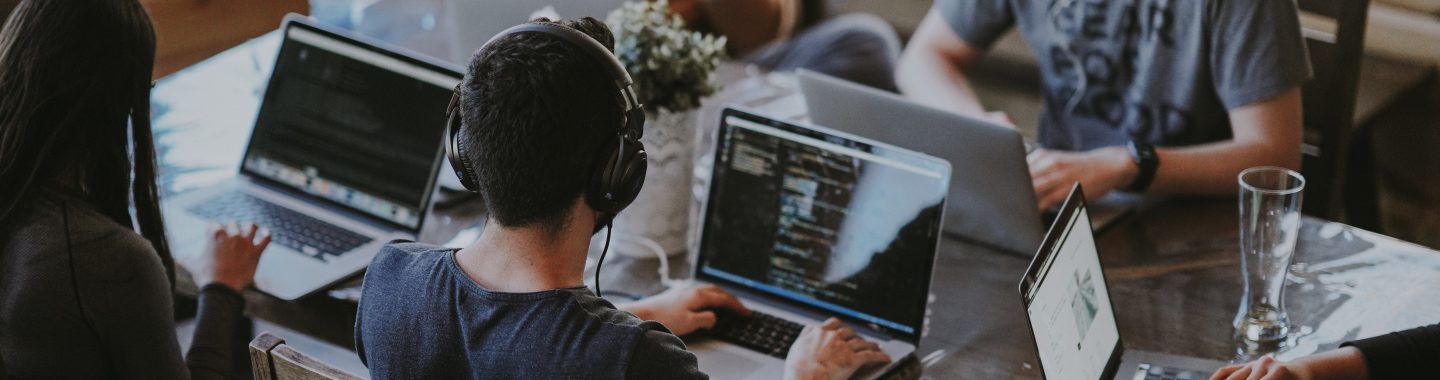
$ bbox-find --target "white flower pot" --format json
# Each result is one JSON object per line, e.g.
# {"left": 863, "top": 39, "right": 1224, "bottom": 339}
{"left": 609, "top": 109, "right": 696, "bottom": 258}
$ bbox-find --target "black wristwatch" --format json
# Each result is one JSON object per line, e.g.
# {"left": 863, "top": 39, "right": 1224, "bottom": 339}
{"left": 1125, "top": 140, "right": 1159, "bottom": 192}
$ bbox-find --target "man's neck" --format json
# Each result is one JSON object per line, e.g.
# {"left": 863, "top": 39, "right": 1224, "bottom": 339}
{"left": 453, "top": 211, "right": 594, "bottom": 293}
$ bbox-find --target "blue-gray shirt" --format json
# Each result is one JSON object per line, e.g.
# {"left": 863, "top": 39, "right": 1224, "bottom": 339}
{"left": 939, "top": 0, "right": 1311, "bottom": 150}
{"left": 355, "top": 241, "right": 706, "bottom": 379}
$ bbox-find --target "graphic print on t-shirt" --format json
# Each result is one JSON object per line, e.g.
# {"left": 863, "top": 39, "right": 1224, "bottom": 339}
{"left": 1043, "top": 0, "right": 1192, "bottom": 147}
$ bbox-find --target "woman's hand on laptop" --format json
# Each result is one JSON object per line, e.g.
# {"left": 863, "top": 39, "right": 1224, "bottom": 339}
{"left": 1211, "top": 347, "right": 1368, "bottom": 380}
{"left": 620, "top": 284, "right": 751, "bottom": 336}
{"left": 191, "top": 221, "right": 271, "bottom": 292}
{"left": 784, "top": 318, "right": 892, "bottom": 380}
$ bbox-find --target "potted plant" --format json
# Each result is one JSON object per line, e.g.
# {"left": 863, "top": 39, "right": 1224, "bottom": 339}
{"left": 605, "top": 0, "right": 725, "bottom": 259}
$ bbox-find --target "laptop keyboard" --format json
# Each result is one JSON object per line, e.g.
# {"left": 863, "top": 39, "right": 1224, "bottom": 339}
{"left": 1134, "top": 363, "right": 1205, "bottom": 380}
{"left": 187, "top": 192, "right": 373, "bottom": 262}
{"left": 707, "top": 310, "right": 805, "bottom": 359}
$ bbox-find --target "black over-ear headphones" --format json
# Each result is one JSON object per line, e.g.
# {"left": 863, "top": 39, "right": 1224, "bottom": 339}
{"left": 445, "top": 22, "right": 648, "bottom": 226}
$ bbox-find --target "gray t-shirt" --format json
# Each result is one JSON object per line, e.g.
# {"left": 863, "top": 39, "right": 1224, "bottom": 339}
{"left": 939, "top": 0, "right": 1311, "bottom": 150}
{"left": 355, "top": 242, "right": 706, "bottom": 379}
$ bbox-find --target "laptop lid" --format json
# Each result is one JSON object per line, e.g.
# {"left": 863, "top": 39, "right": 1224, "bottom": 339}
{"left": 240, "top": 15, "right": 462, "bottom": 233}
{"left": 695, "top": 108, "right": 951, "bottom": 344}
{"left": 1018, "top": 184, "right": 1124, "bottom": 380}
{"left": 798, "top": 70, "right": 1044, "bottom": 256}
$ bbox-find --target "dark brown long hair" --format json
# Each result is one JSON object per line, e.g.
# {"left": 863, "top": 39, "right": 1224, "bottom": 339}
{"left": 0, "top": 0, "right": 174, "bottom": 284}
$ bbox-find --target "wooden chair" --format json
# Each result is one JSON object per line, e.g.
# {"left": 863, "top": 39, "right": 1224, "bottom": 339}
{"left": 1296, "top": 0, "right": 1372, "bottom": 220}
{"left": 249, "top": 332, "right": 365, "bottom": 380}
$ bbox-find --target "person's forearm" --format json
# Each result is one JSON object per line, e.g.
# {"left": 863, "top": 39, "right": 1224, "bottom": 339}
{"left": 1148, "top": 139, "right": 1299, "bottom": 195}
{"left": 186, "top": 284, "right": 248, "bottom": 380}
{"left": 143, "top": 0, "right": 308, "bottom": 78}
{"left": 1343, "top": 323, "right": 1440, "bottom": 378}
{"left": 1295, "top": 347, "right": 1369, "bottom": 380}
{"left": 896, "top": 46, "right": 987, "bottom": 117}
{"left": 896, "top": 11, "right": 989, "bottom": 119}
{"left": 1147, "top": 87, "right": 1302, "bottom": 196}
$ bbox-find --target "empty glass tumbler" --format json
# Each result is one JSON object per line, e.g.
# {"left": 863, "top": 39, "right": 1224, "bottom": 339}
{"left": 1234, "top": 167, "right": 1305, "bottom": 355}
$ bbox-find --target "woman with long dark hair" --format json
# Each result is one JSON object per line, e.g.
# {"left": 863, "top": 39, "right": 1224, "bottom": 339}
{"left": 0, "top": 0, "right": 269, "bottom": 378}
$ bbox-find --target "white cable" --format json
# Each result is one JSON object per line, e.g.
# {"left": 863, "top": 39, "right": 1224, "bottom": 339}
{"left": 614, "top": 234, "right": 681, "bottom": 289}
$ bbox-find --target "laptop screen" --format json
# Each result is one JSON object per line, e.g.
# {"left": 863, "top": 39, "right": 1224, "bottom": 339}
{"left": 696, "top": 109, "right": 949, "bottom": 342}
{"left": 241, "top": 20, "right": 459, "bottom": 231}
{"left": 1021, "top": 193, "right": 1121, "bottom": 379}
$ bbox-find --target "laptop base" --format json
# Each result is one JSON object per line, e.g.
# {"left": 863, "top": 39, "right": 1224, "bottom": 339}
{"left": 1115, "top": 349, "right": 1227, "bottom": 380}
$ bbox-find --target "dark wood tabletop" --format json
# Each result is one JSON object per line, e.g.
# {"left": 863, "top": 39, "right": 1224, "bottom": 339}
{"left": 154, "top": 10, "right": 1440, "bottom": 378}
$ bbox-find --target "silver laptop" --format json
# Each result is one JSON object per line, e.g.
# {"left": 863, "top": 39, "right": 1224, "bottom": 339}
{"left": 1019, "top": 184, "right": 1226, "bottom": 380}
{"left": 799, "top": 70, "right": 1134, "bottom": 256}
{"left": 685, "top": 108, "right": 949, "bottom": 379}
{"left": 163, "top": 15, "right": 461, "bottom": 301}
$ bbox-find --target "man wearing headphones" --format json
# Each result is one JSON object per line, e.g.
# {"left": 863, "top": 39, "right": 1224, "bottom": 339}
{"left": 354, "top": 17, "right": 890, "bottom": 379}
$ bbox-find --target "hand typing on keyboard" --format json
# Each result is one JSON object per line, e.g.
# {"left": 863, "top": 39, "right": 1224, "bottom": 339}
{"left": 189, "top": 221, "right": 271, "bottom": 292}
{"left": 784, "top": 318, "right": 892, "bottom": 380}
{"left": 619, "top": 284, "right": 751, "bottom": 336}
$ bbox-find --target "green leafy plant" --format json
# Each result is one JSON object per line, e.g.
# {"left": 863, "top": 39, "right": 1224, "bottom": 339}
{"left": 607, "top": 0, "right": 726, "bottom": 115}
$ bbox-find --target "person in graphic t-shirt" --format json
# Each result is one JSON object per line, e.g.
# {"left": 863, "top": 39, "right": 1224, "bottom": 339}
{"left": 897, "top": 0, "right": 1312, "bottom": 210}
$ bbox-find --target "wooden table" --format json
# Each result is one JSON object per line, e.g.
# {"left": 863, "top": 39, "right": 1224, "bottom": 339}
{"left": 154, "top": 5, "right": 1440, "bottom": 378}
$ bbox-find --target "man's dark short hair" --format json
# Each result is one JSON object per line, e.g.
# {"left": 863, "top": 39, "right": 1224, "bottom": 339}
{"left": 460, "top": 17, "right": 624, "bottom": 232}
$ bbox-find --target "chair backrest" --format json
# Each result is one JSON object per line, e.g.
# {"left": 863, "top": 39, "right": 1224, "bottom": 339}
{"left": 249, "top": 332, "right": 365, "bottom": 380}
{"left": 1297, "top": 0, "right": 1372, "bottom": 218}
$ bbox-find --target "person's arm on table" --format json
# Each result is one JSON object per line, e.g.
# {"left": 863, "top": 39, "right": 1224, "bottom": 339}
{"left": 617, "top": 283, "right": 751, "bottom": 336}
{"left": 1342, "top": 323, "right": 1440, "bottom": 378}
{"left": 1212, "top": 323, "right": 1440, "bottom": 379}
{"left": 142, "top": 0, "right": 308, "bottom": 78}
{"left": 1029, "top": 87, "right": 1303, "bottom": 210}
{"left": 183, "top": 222, "right": 270, "bottom": 378}
{"left": 1210, "top": 348, "right": 1367, "bottom": 380}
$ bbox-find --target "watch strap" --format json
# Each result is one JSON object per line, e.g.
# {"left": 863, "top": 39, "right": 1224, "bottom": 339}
{"left": 1126, "top": 141, "right": 1159, "bottom": 192}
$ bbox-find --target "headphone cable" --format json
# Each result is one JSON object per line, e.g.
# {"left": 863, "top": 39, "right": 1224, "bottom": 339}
{"left": 594, "top": 221, "right": 613, "bottom": 297}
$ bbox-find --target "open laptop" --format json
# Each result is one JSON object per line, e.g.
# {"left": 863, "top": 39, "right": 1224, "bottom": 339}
{"left": 799, "top": 70, "right": 1133, "bottom": 256}
{"left": 163, "top": 15, "right": 461, "bottom": 301}
{"left": 1019, "top": 183, "right": 1225, "bottom": 379}
{"left": 685, "top": 108, "right": 949, "bottom": 379}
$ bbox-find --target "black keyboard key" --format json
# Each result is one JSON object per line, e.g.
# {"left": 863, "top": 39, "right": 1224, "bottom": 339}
{"left": 707, "top": 310, "right": 805, "bottom": 359}
{"left": 188, "top": 192, "right": 373, "bottom": 261}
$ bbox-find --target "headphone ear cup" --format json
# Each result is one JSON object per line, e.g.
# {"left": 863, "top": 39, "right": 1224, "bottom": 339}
{"left": 601, "top": 108, "right": 647, "bottom": 212}
{"left": 444, "top": 90, "right": 481, "bottom": 193}
{"left": 609, "top": 142, "right": 647, "bottom": 211}
{"left": 587, "top": 134, "right": 647, "bottom": 217}
{"left": 587, "top": 139, "right": 623, "bottom": 214}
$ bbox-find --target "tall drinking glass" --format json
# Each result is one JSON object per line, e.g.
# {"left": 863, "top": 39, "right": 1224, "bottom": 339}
{"left": 1234, "top": 167, "right": 1305, "bottom": 357}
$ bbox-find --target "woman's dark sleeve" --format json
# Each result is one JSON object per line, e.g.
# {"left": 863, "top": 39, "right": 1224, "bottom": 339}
{"left": 73, "top": 227, "right": 246, "bottom": 380}
{"left": 1341, "top": 323, "right": 1440, "bottom": 379}
{"left": 186, "top": 284, "right": 248, "bottom": 379}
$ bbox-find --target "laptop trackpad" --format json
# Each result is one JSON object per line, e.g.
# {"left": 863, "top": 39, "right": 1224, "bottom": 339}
{"left": 687, "top": 339, "right": 770, "bottom": 379}
{"left": 699, "top": 350, "right": 763, "bottom": 378}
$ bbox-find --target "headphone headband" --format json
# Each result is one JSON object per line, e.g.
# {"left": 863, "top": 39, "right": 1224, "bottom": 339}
{"left": 479, "top": 23, "right": 642, "bottom": 116}
{"left": 446, "top": 21, "right": 649, "bottom": 217}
